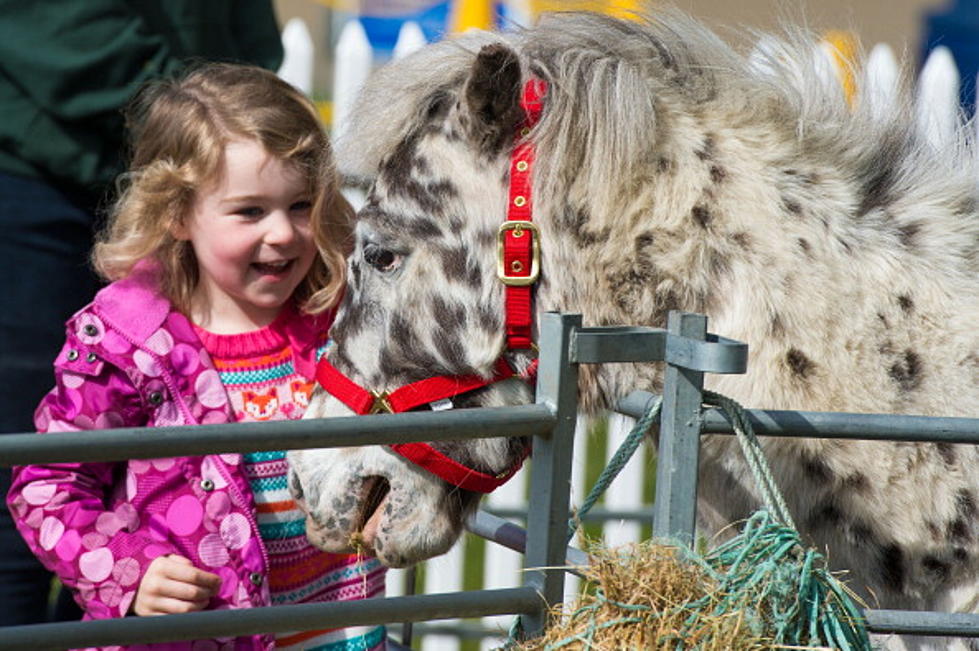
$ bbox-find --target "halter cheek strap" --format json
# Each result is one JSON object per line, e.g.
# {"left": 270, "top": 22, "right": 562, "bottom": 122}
{"left": 314, "top": 78, "right": 547, "bottom": 494}
{"left": 500, "top": 78, "right": 547, "bottom": 350}
{"left": 390, "top": 439, "right": 528, "bottom": 494}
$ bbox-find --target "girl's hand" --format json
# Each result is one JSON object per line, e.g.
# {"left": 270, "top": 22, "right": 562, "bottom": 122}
{"left": 132, "top": 554, "right": 221, "bottom": 616}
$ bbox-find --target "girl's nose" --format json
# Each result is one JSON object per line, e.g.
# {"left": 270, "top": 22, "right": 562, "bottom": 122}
{"left": 264, "top": 210, "right": 297, "bottom": 245}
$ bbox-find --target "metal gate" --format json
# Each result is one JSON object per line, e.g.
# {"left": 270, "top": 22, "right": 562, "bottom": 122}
{"left": 0, "top": 311, "right": 977, "bottom": 648}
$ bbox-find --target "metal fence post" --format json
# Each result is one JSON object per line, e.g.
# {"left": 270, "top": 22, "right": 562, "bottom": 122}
{"left": 653, "top": 311, "right": 707, "bottom": 544}
{"left": 521, "top": 312, "right": 580, "bottom": 637}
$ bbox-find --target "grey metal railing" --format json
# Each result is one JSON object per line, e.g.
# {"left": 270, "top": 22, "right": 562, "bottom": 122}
{"left": 0, "top": 310, "right": 977, "bottom": 647}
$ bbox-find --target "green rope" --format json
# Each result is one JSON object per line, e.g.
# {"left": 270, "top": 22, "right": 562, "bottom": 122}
{"left": 703, "top": 390, "right": 795, "bottom": 529}
{"left": 567, "top": 396, "right": 663, "bottom": 540}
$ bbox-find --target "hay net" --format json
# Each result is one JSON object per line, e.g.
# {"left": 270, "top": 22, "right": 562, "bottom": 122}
{"left": 514, "top": 391, "right": 872, "bottom": 651}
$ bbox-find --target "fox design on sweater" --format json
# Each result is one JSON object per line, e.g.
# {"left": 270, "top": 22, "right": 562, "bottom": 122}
{"left": 243, "top": 388, "right": 279, "bottom": 421}
{"left": 290, "top": 379, "right": 314, "bottom": 409}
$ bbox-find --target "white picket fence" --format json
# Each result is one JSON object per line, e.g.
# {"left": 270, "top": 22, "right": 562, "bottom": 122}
{"left": 276, "top": 15, "right": 974, "bottom": 650}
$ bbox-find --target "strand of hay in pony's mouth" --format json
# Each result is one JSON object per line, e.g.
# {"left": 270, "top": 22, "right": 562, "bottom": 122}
{"left": 517, "top": 536, "right": 846, "bottom": 651}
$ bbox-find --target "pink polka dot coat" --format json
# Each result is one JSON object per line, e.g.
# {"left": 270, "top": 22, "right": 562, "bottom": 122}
{"left": 6, "top": 263, "right": 331, "bottom": 650}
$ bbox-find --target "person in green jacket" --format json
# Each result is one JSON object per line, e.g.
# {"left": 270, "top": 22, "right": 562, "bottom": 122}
{"left": 0, "top": 0, "right": 283, "bottom": 626}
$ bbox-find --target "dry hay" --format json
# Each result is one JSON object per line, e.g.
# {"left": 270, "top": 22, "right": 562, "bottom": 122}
{"left": 520, "top": 539, "right": 772, "bottom": 650}
{"left": 519, "top": 533, "right": 854, "bottom": 651}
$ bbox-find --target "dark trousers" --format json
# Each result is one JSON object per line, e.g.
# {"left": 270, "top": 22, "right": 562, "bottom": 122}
{"left": 0, "top": 171, "right": 100, "bottom": 624}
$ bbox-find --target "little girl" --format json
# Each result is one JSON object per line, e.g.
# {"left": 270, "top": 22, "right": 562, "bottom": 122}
{"left": 6, "top": 63, "right": 386, "bottom": 650}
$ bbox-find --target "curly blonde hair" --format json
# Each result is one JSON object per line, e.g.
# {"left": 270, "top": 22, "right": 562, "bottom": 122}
{"left": 92, "top": 62, "right": 353, "bottom": 315}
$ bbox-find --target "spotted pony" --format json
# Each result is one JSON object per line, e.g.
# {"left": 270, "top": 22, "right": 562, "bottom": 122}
{"left": 289, "top": 10, "right": 979, "bottom": 648}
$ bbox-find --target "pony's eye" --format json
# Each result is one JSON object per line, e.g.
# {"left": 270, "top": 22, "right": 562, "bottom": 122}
{"left": 363, "top": 243, "right": 401, "bottom": 273}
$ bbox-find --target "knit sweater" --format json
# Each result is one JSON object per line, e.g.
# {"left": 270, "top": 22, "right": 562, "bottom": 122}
{"left": 195, "top": 308, "right": 386, "bottom": 650}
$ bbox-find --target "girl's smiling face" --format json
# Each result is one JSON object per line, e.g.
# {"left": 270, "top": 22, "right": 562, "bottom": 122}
{"left": 176, "top": 139, "right": 316, "bottom": 333}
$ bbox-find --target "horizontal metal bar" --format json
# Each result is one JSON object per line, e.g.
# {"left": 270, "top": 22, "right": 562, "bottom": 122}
{"left": 409, "top": 621, "right": 507, "bottom": 640}
{"left": 617, "top": 391, "right": 979, "bottom": 443}
{"left": 412, "top": 608, "right": 979, "bottom": 640}
{"left": 0, "top": 588, "right": 542, "bottom": 650}
{"left": 865, "top": 608, "right": 979, "bottom": 636}
{"left": 486, "top": 505, "right": 656, "bottom": 523}
{"left": 466, "top": 510, "right": 590, "bottom": 571}
{"left": 571, "top": 326, "right": 747, "bottom": 374}
{"left": 0, "top": 404, "right": 556, "bottom": 467}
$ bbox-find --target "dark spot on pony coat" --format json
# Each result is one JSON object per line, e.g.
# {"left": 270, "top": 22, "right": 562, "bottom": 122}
{"left": 731, "top": 232, "right": 752, "bottom": 250}
{"left": 786, "top": 348, "right": 815, "bottom": 379}
{"left": 563, "top": 205, "right": 610, "bottom": 246}
{"left": 948, "top": 518, "right": 970, "bottom": 542}
{"left": 696, "top": 134, "right": 715, "bottom": 161}
{"left": 431, "top": 296, "right": 467, "bottom": 334}
{"left": 691, "top": 205, "right": 712, "bottom": 228}
{"left": 897, "top": 294, "right": 913, "bottom": 313}
{"left": 439, "top": 246, "right": 480, "bottom": 289}
{"left": 922, "top": 556, "right": 951, "bottom": 582}
{"left": 389, "top": 313, "right": 417, "bottom": 350}
{"left": 709, "top": 165, "right": 726, "bottom": 183}
{"left": 849, "top": 520, "right": 874, "bottom": 545}
{"left": 380, "top": 129, "right": 459, "bottom": 216}
{"left": 958, "top": 489, "right": 977, "bottom": 518}
{"left": 380, "top": 130, "right": 421, "bottom": 183}
{"left": 880, "top": 544, "right": 905, "bottom": 592}
{"left": 707, "top": 251, "right": 730, "bottom": 279}
{"left": 769, "top": 314, "right": 785, "bottom": 337}
{"left": 782, "top": 197, "right": 802, "bottom": 215}
{"left": 635, "top": 232, "right": 655, "bottom": 251}
{"left": 855, "top": 128, "right": 909, "bottom": 216}
{"left": 951, "top": 489, "right": 978, "bottom": 541}
{"left": 808, "top": 501, "right": 842, "bottom": 528}
{"left": 406, "top": 217, "right": 445, "bottom": 240}
{"left": 801, "top": 455, "right": 832, "bottom": 482}
{"left": 936, "top": 442, "right": 957, "bottom": 467}
{"left": 476, "top": 303, "right": 503, "bottom": 334}
{"left": 433, "top": 330, "right": 470, "bottom": 374}
{"left": 898, "top": 222, "right": 920, "bottom": 248}
{"left": 841, "top": 473, "right": 870, "bottom": 493}
{"left": 889, "top": 349, "right": 922, "bottom": 392}
{"left": 412, "top": 155, "right": 430, "bottom": 175}
{"left": 330, "top": 298, "right": 366, "bottom": 346}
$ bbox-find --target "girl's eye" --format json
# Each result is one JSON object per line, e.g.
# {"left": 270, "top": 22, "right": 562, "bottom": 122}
{"left": 363, "top": 243, "right": 402, "bottom": 273}
{"left": 235, "top": 206, "right": 264, "bottom": 218}
{"left": 290, "top": 200, "right": 312, "bottom": 213}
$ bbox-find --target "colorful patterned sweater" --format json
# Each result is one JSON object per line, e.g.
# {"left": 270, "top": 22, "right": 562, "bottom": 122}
{"left": 195, "top": 307, "right": 386, "bottom": 650}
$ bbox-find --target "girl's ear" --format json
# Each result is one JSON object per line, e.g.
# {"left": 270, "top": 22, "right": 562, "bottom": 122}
{"left": 169, "top": 215, "right": 191, "bottom": 241}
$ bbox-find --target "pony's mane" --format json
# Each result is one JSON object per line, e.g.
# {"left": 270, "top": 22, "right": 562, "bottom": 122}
{"left": 338, "top": 9, "right": 978, "bottom": 240}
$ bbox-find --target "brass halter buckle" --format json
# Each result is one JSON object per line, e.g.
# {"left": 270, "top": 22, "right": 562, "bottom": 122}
{"left": 368, "top": 390, "right": 394, "bottom": 414}
{"left": 496, "top": 221, "right": 540, "bottom": 286}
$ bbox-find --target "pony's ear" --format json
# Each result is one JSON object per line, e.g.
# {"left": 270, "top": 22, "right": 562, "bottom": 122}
{"left": 463, "top": 44, "right": 523, "bottom": 145}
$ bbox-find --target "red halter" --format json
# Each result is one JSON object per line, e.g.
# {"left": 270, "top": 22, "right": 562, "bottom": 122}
{"left": 314, "top": 78, "right": 547, "bottom": 494}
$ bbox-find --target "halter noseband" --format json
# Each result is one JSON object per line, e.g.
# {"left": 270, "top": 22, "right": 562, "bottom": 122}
{"left": 314, "top": 78, "right": 547, "bottom": 494}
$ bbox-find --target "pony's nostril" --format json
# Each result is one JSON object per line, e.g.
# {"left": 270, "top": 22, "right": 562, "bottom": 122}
{"left": 289, "top": 471, "right": 305, "bottom": 502}
{"left": 357, "top": 476, "right": 391, "bottom": 532}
